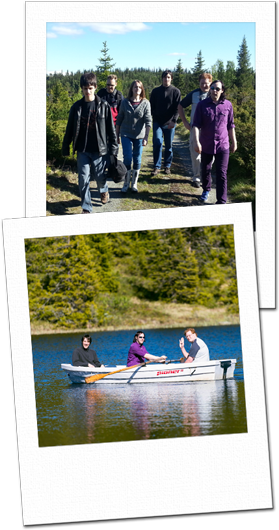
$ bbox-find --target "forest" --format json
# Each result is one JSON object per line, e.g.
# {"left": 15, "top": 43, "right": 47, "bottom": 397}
{"left": 46, "top": 37, "right": 255, "bottom": 214}
{"left": 25, "top": 225, "right": 239, "bottom": 332}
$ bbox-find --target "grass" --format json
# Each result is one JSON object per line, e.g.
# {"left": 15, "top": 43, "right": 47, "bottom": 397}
{"left": 46, "top": 128, "right": 200, "bottom": 215}
{"left": 46, "top": 122, "right": 255, "bottom": 216}
{"left": 30, "top": 297, "right": 239, "bottom": 335}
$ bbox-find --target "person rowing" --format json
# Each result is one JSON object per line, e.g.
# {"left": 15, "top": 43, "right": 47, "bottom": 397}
{"left": 179, "top": 328, "right": 210, "bottom": 363}
{"left": 127, "top": 330, "right": 167, "bottom": 367}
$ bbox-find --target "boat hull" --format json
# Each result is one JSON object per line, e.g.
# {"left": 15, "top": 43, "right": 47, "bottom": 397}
{"left": 61, "top": 359, "right": 236, "bottom": 384}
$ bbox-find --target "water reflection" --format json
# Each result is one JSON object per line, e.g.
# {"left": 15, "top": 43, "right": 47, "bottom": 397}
{"left": 49, "top": 379, "right": 246, "bottom": 446}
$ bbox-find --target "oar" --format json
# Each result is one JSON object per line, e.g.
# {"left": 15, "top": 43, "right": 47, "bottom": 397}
{"left": 165, "top": 358, "right": 185, "bottom": 364}
{"left": 85, "top": 359, "right": 156, "bottom": 384}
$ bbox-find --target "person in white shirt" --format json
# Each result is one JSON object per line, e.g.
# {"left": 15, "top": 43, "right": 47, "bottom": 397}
{"left": 179, "top": 328, "right": 209, "bottom": 363}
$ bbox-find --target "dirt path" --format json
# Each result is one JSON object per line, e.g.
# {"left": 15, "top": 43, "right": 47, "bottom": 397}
{"left": 94, "top": 134, "right": 217, "bottom": 213}
{"left": 46, "top": 132, "right": 220, "bottom": 216}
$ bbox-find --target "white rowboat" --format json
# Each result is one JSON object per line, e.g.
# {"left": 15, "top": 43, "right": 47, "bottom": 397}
{"left": 61, "top": 359, "right": 236, "bottom": 384}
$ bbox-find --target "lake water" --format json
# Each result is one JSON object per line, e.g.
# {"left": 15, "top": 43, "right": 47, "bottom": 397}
{"left": 32, "top": 325, "right": 247, "bottom": 447}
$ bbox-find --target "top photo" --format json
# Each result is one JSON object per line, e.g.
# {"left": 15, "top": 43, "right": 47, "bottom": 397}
{"left": 46, "top": 22, "right": 254, "bottom": 222}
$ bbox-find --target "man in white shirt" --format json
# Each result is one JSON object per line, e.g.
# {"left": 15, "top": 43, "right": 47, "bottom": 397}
{"left": 179, "top": 328, "right": 210, "bottom": 363}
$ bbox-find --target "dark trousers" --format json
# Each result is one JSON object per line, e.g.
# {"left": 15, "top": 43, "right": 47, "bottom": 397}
{"left": 201, "top": 150, "right": 230, "bottom": 204}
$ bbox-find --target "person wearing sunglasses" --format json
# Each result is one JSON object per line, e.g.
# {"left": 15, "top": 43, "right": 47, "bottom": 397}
{"left": 96, "top": 75, "right": 124, "bottom": 183}
{"left": 97, "top": 74, "right": 123, "bottom": 126}
{"left": 192, "top": 80, "right": 237, "bottom": 204}
{"left": 126, "top": 331, "right": 167, "bottom": 367}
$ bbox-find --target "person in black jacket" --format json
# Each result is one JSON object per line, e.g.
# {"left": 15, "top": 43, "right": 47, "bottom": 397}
{"left": 150, "top": 70, "right": 181, "bottom": 176}
{"left": 96, "top": 74, "right": 123, "bottom": 178}
{"left": 62, "top": 72, "right": 118, "bottom": 213}
{"left": 72, "top": 335, "right": 104, "bottom": 367}
{"left": 97, "top": 75, "right": 123, "bottom": 126}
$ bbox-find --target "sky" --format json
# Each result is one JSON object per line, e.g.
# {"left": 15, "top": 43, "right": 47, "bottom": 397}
{"left": 46, "top": 22, "right": 255, "bottom": 75}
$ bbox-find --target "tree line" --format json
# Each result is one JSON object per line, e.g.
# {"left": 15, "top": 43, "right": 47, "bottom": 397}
{"left": 25, "top": 226, "right": 239, "bottom": 330}
{"left": 46, "top": 37, "right": 255, "bottom": 214}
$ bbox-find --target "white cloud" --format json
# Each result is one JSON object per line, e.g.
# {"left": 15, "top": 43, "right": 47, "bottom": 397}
{"left": 168, "top": 53, "right": 186, "bottom": 56}
{"left": 79, "top": 22, "right": 151, "bottom": 35}
{"left": 46, "top": 32, "right": 57, "bottom": 39}
{"left": 51, "top": 25, "right": 84, "bottom": 36}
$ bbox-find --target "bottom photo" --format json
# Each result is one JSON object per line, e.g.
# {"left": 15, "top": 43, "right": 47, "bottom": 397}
{"left": 3, "top": 204, "right": 271, "bottom": 525}
{"left": 25, "top": 226, "right": 246, "bottom": 447}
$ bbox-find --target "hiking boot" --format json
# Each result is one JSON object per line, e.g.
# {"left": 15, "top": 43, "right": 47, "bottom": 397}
{"left": 100, "top": 191, "right": 110, "bottom": 204}
{"left": 164, "top": 167, "right": 171, "bottom": 175}
{"left": 199, "top": 191, "right": 209, "bottom": 203}
{"left": 151, "top": 168, "right": 160, "bottom": 176}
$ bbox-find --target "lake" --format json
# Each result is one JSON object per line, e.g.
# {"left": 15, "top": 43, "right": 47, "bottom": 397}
{"left": 31, "top": 325, "right": 247, "bottom": 447}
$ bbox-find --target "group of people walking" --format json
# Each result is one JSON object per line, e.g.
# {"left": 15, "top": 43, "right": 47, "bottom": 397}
{"left": 62, "top": 69, "right": 237, "bottom": 213}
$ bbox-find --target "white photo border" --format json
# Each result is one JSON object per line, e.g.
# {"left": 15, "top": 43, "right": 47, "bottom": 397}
{"left": 3, "top": 203, "right": 272, "bottom": 525}
{"left": 25, "top": 1, "right": 275, "bottom": 309}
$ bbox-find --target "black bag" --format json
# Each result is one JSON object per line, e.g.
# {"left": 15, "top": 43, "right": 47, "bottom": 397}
{"left": 107, "top": 156, "right": 127, "bottom": 183}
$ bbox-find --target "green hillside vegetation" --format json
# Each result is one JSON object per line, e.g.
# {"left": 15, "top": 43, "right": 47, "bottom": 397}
{"left": 25, "top": 226, "right": 239, "bottom": 333}
{"left": 46, "top": 37, "right": 255, "bottom": 220}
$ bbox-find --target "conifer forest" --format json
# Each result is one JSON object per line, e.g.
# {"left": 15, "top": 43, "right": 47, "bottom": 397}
{"left": 25, "top": 225, "right": 239, "bottom": 332}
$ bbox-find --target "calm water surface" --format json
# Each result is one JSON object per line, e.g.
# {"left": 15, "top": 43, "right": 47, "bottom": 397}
{"left": 32, "top": 326, "right": 247, "bottom": 447}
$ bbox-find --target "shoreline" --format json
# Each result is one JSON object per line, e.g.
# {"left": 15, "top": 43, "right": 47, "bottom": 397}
{"left": 30, "top": 313, "right": 240, "bottom": 336}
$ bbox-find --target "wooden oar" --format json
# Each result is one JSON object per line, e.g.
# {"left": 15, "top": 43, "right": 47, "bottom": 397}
{"left": 85, "top": 359, "right": 156, "bottom": 384}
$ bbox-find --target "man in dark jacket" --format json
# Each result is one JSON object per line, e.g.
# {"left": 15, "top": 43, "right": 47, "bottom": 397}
{"left": 97, "top": 74, "right": 123, "bottom": 125}
{"left": 97, "top": 74, "right": 123, "bottom": 176}
{"left": 150, "top": 70, "right": 181, "bottom": 176}
{"left": 62, "top": 72, "right": 118, "bottom": 213}
{"left": 72, "top": 335, "right": 104, "bottom": 367}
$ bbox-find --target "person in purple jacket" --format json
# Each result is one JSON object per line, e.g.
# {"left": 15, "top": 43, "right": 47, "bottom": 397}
{"left": 192, "top": 80, "right": 237, "bottom": 204}
{"left": 126, "top": 331, "right": 167, "bottom": 367}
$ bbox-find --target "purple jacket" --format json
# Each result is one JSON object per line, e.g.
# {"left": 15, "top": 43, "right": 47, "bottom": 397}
{"left": 192, "top": 98, "right": 235, "bottom": 154}
{"left": 127, "top": 342, "right": 148, "bottom": 367}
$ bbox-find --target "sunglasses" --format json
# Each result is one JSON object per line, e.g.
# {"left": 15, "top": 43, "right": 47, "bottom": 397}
{"left": 138, "top": 335, "right": 145, "bottom": 339}
{"left": 211, "top": 87, "right": 221, "bottom": 92}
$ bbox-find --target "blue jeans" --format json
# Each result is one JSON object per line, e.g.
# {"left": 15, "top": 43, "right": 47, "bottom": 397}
{"left": 152, "top": 122, "right": 176, "bottom": 169}
{"left": 77, "top": 151, "right": 107, "bottom": 212}
{"left": 121, "top": 136, "right": 143, "bottom": 170}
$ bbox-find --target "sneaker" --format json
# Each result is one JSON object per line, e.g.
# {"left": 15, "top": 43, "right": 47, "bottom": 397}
{"left": 164, "top": 167, "right": 171, "bottom": 175}
{"left": 192, "top": 180, "right": 200, "bottom": 188}
{"left": 151, "top": 168, "right": 160, "bottom": 176}
{"left": 100, "top": 191, "right": 110, "bottom": 204}
{"left": 199, "top": 191, "right": 209, "bottom": 203}
{"left": 82, "top": 209, "right": 90, "bottom": 214}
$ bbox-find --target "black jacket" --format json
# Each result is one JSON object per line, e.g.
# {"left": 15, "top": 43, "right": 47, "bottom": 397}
{"left": 97, "top": 88, "right": 123, "bottom": 112}
{"left": 62, "top": 95, "right": 118, "bottom": 157}
{"left": 72, "top": 346, "right": 102, "bottom": 367}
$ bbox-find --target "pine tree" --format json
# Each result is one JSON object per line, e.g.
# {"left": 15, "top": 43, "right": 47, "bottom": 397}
{"left": 95, "top": 41, "right": 116, "bottom": 89}
{"left": 235, "top": 36, "right": 254, "bottom": 91}
{"left": 211, "top": 60, "right": 225, "bottom": 82}
{"left": 172, "top": 59, "right": 186, "bottom": 97}
{"left": 25, "top": 235, "right": 119, "bottom": 329}
{"left": 190, "top": 50, "right": 206, "bottom": 88}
